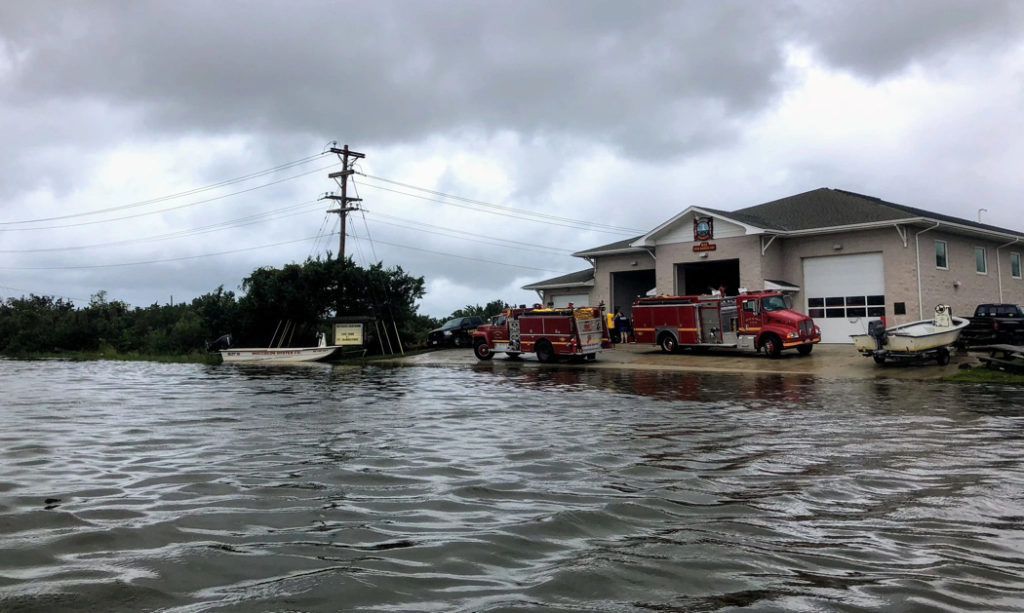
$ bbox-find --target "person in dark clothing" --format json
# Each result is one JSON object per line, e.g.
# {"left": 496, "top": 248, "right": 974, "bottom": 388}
{"left": 614, "top": 309, "right": 631, "bottom": 343}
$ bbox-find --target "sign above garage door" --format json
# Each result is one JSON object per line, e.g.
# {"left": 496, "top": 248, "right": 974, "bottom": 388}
{"left": 803, "top": 253, "right": 885, "bottom": 343}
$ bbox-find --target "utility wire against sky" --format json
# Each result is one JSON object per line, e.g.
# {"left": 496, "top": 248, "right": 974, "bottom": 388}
{"left": 354, "top": 174, "right": 644, "bottom": 235}
{"left": 0, "top": 165, "right": 336, "bottom": 232}
{"left": 1, "top": 149, "right": 636, "bottom": 277}
{"left": 0, "top": 200, "right": 325, "bottom": 253}
{"left": 0, "top": 228, "right": 567, "bottom": 275}
{"left": 0, "top": 152, "right": 331, "bottom": 226}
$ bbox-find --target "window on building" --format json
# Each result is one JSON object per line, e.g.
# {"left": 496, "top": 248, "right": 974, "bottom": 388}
{"left": 935, "top": 240, "right": 948, "bottom": 269}
{"left": 806, "top": 294, "right": 885, "bottom": 319}
{"left": 1012, "top": 252, "right": 1022, "bottom": 279}
{"left": 976, "top": 246, "right": 988, "bottom": 274}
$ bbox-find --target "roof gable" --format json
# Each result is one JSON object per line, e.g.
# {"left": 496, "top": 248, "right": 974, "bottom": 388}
{"left": 632, "top": 206, "right": 770, "bottom": 247}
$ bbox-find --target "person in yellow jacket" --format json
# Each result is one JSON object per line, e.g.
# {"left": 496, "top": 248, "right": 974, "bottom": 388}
{"left": 607, "top": 309, "right": 618, "bottom": 343}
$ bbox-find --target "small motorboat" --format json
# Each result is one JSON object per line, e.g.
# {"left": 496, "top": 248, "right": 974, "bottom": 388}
{"left": 851, "top": 305, "right": 969, "bottom": 365}
{"left": 218, "top": 326, "right": 341, "bottom": 364}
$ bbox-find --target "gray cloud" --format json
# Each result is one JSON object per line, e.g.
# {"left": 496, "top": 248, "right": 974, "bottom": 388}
{"left": 2, "top": 0, "right": 1023, "bottom": 315}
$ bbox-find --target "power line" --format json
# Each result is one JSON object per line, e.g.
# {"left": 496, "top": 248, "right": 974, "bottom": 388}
{"left": 345, "top": 232, "right": 570, "bottom": 274}
{"left": 355, "top": 172, "right": 643, "bottom": 234}
{"left": 1, "top": 165, "right": 335, "bottom": 232}
{"left": 0, "top": 234, "right": 335, "bottom": 270}
{"left": 0, "top": 152, "right": 331, "bottom": 226}
{"left": 362, "top": 211, "right": 574, "bottom": 255}
{"left": 0, "top": 200, "right": 324, "bottom": 253}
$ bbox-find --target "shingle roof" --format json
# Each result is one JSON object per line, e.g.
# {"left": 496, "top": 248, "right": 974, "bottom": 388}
{"left": 730, "top": 188, "right": 1024, "bottom": 237}
{"left": 521, "top": 268, "right": 594, "bottom": 290}
{"left": 572, "top": 235, "right": 645, "bottom": 257}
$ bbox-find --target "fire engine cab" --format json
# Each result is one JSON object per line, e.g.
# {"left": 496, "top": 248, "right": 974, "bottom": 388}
{"left": 473, "top": 305, "right": 611, "bottom": 362}
{"left": 631, "top": 291, "right": 820, "bottom": 358}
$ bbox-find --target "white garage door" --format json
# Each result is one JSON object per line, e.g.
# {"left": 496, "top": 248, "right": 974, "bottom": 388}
{"left": 803, "top": 253, "right": 885, "bottom": 343}
{"left": 552, "top": 293, "right": 590, "bottom": 308}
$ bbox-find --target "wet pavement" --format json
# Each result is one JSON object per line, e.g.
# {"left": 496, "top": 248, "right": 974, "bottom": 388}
{"left": 398, "top": 342, "right": 981, "bottom": 380}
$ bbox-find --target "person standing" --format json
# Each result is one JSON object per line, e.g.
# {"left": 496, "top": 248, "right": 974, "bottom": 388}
{"left": 607, "top": 308, "right": 618, "bottom": 343}
{"left": 614, "top": 308, "right": 630, "bottom": 343}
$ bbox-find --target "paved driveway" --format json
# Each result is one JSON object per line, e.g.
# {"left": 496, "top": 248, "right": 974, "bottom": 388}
{"left": 401, "top": 343, "right": 977, "bottom": 380}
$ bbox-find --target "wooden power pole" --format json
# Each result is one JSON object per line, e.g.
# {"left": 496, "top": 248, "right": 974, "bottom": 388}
{"left": 322, "top": 145, "right": 365, "bottom": 258}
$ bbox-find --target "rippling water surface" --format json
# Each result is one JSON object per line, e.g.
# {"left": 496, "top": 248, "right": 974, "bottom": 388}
{"left": 1, "top": 358, "right": 1022, "bottom": 612}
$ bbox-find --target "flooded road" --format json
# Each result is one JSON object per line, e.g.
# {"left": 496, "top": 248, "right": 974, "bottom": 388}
{"left": 1, "top": 358, "right": 1022, "bottom": 612}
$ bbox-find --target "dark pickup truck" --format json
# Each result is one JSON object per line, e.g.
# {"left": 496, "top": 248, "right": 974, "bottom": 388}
{"left": 959, "top": 304, "right": 1024, "bottom": 346}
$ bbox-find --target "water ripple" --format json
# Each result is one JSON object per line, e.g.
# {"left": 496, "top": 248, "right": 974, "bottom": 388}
{"left": 1, "top": 359, "right": 1022, "bottom": 612}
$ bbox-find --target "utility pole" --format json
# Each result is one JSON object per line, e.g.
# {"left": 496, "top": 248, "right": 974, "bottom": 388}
{"left": 321, "top": 145, "right": 365, "bottom": 258}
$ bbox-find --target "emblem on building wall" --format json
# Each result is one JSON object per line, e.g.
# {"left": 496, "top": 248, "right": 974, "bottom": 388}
{"left": 694, "top": 217, "right": 713, "bottom": 241}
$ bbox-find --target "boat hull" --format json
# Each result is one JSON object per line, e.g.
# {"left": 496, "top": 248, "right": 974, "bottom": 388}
{"left": 220, "top": 346, "right": 340, "bottom": 363}
{"left": 851, "top": 317, "right": 969, "bottom": 355}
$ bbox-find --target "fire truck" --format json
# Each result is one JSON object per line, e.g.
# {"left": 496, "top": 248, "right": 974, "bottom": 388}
{"left": 472, "top": 305, "right": 611, "bottom": 362}
{"left": 631, "top": 291, "right": 820, "bottom": 358}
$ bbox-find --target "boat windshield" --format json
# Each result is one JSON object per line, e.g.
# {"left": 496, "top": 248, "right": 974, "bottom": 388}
{"left": 761, "top": 295, "right": 789, "bottom": 312}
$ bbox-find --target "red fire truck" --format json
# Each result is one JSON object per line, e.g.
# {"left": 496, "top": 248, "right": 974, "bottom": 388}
{"left": 472, "top": 305, "right": 611, "bottom": 362}
{"left": 631, "top": 291, "right": 820, "bottom": 358}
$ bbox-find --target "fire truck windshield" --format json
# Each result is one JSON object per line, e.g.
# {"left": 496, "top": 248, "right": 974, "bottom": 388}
{"left": 761, "top": 295, "right": 788, "bottom": 312}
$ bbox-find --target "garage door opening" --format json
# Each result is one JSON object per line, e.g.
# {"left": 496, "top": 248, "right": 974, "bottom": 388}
{"left": 611, "top": 269, "right": 656, "bottom": 315}
{"left": 803, "top": 253, "right": 885, "bottom": 343}
{"left": 675, "top": 259, "right": 741, "bottom": 296}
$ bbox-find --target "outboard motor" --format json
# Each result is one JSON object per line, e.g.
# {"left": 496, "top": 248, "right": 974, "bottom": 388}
{"left": 934, "top": 304, "right": 952, "bottom": 328}
{"left": 868, "top": 319, "right": 887, "bottom": 351}
{"left": 207, "top": 334, "right": 233, "bottom": 352}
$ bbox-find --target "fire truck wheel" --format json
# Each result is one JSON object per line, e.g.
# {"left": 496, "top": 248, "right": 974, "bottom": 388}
{"left": 535, "top": 340, "right": 555, "bottom": 363}
{"left": 797, "top": 344, "right": 813, "bottom": 356}
{"left": 761, "top": 334, "right": 782, "bottom": 359}
{"left": 659, "top": 334, "right": 678, "bottom": 354}
{"left": 473, "top": 340, "right": 493, "bottom": 360}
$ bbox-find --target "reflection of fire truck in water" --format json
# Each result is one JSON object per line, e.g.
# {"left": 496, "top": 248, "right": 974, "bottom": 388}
{"left": 631, "top": 291, "right": 821, "bottom": 358}
{"left": 473, "top": 305, "right": 611, "bottom": 362}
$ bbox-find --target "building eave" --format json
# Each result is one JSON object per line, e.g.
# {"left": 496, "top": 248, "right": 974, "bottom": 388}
{"left": 521, "top": 280, "right": 595, "bottom": 291}
{"left": 773, "top": 217, "right": 1024, "bottom": 241}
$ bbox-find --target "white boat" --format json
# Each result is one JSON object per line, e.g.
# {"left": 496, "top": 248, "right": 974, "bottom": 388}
{"left": 220, "top": 332, "right": 340, "bottom": 364}
{"left": 851, "top": 305, "right": 968, "bottom": 365}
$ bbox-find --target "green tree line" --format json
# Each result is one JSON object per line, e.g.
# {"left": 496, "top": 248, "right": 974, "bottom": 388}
{"left": 0, "top": 256, "right": 459, "bottom": 357}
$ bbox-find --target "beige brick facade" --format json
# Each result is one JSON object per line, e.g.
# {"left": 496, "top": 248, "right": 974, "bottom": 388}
{"left": 533, "top": 190, "right": 1024, "bottom": 333}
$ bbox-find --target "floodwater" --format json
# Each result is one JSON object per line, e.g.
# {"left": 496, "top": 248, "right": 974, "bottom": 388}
{"left": 0, "top": 358, "right": 1022, "bottom": 613}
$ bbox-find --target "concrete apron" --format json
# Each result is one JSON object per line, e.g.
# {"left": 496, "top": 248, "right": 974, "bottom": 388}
{"left": 399, "top": 343, "right": 980, "bottom": 381}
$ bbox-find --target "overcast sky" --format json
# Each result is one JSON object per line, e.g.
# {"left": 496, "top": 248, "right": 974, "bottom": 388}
{"left": 2, "top": 1, "right": 1023, "bottom": 319}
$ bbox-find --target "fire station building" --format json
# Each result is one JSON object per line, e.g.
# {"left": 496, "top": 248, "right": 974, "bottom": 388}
{"left": 523, "top": 188, "right": 1024, "bottom": 343}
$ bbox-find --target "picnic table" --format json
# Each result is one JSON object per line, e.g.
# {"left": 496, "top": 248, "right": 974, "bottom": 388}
{"left": 970, "top": 344, "right": 1024, "bottom": 373}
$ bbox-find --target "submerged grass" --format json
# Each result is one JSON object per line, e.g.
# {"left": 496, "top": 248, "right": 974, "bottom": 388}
{"left": 942, "top": 366, "right": 1024, "bottom": 385}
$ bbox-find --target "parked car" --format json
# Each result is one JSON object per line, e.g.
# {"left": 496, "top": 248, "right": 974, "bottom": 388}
{"left": 427, "top": 316, "right": 483, "bottom": 348}
{"left": 959, "top": 304, "right": 1024, "bottom": 347}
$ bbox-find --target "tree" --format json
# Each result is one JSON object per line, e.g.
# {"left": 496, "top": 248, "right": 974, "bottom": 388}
{"left": 235, "top": 255, "right": 425, "bottom": 351}
{"left": 449, "top": 299, "right": 509, "bottom": 321}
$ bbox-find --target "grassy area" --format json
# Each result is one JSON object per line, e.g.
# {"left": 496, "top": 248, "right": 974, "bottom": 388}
{"left": 943, "top": 366, "right": 1024, "bottom": 384}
